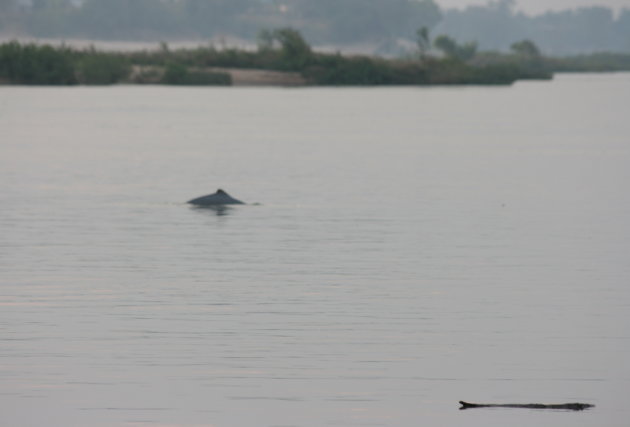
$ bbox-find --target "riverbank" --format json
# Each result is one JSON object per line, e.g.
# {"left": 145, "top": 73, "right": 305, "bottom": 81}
{"left": 1, "top": 38, "right": 554, "bottom": 86}
{"left": 2, "top": 31, "right": 630, "bottom": 87}
{"left": 130, "top": 65, "right": 306, "bottom": 86}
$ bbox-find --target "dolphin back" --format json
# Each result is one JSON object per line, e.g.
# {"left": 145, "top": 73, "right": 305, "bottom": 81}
{"left": 187, "top": 189, "right": 245, "bottom": 206}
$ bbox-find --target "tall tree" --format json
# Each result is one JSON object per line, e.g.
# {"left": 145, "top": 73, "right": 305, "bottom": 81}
{"left": 416, "top": 26, "right": 431, "bottom": 60}
{"left": 434, "top": 34, "right": 477, "bottom": 61}
{"left": 511, "top": 39, "right": 541, "bottom": 57}
{"left": 273, "top": 27, "right": 312, "bottom": 69}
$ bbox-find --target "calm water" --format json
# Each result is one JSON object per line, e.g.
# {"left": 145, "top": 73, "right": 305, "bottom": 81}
{"left": 1, "top": 74, "right": 630, "bottom": 427}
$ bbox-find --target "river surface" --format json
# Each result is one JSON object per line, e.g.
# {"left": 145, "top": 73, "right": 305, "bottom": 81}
{"left": 1, "top": 74, "right": 629, "bottom": 427}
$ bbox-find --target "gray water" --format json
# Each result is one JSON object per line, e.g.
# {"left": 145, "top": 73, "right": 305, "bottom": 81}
{"left": 1, "top": 74, "right": 629, "bottom": 427}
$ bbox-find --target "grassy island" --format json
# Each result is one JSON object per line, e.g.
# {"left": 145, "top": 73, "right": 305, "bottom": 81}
{"left": 1, "top": 29, "right": 627, "bottom": 87}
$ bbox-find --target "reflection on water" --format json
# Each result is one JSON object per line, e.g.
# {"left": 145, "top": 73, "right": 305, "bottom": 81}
{"left": 189, "top": 204, "right": 236, "bottom": 216}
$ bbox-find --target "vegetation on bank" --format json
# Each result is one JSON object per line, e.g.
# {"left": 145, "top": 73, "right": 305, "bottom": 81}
{"left": 0, "top": 41, "right": 132, "bottom": 84}
{"left": 545, "top": 53, "right": 630, "bottom": 73}
{"left": 1, "top": 29, "right": 629, "bottom": 87}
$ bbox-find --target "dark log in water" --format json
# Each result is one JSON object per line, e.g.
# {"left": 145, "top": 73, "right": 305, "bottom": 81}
{"left": 459, "top": 401, "right": 594, "bottom": 411}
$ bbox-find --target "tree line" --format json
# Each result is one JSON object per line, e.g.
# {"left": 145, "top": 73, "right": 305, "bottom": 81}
{"left": 0, "top": 41, "right": 131, "bottom": 84}
{"left": 434, "top": 0, "right": 630, "bottom": 55}
{"left": 4, "top": 25, "right": 630, "bottom": 87}
{"left": 0, "top": 28, "right": 561, "bottom": 86}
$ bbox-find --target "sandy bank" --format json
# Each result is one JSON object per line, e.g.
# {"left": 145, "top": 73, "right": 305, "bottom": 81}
{"left": 212, "top": 68, "right": 306, "bottom": 86}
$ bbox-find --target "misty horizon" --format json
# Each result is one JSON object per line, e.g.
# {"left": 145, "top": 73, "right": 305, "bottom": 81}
{"left": 1, "top": 0, "right": 629, "bottom": 55}
{"left": 438, "top": 0, "right": 629, "bottom": 15}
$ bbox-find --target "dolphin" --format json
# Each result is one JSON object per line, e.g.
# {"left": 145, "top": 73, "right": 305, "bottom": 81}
{"left": 459, "top": 401, "right": 594, "bottom": 411}
{"left": 187, "top": 189, "right": 245, "bottom": 206}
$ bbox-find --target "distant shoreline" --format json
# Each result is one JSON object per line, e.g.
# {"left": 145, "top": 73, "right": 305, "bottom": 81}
{"left": 0, "top": 36, "right": 350, "bottom": 87}
{"left": 2, "top": 35, "right": 628, "bottom": 87}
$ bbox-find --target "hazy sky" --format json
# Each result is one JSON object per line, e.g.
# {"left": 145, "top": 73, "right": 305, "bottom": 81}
{"left": 436, "top": 0, "right": 629, "bottom": 14}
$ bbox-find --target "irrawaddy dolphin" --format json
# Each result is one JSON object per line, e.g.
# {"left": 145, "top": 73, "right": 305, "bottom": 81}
{"left": 187, "top": 189, "right": 245, "bottom": 206}
{"left": 459, "top": 401, "right": 594, "bottom": 411}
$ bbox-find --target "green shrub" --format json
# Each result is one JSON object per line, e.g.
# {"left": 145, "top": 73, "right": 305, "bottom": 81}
{"left": 76, "top": 53, "right": 131, "bottom": 84}
{"left": 161, "top": 63, "right": 231, "bottom": 85}
{"left": 305, "top": 55, "right": 394, "bottom": 85}
{"left": 162, "top": 62, "right": 188, "bottom": 84}
{"left": 0, "top": 41, "right": 76, "bottom": 85}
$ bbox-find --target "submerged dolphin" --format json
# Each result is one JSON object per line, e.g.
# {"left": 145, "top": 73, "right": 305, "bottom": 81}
{"left": 187, "top": 189, "right": 245, "bottom": 206}
{"left": 459, "top": 401, "right": 594, "bottom": 411}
